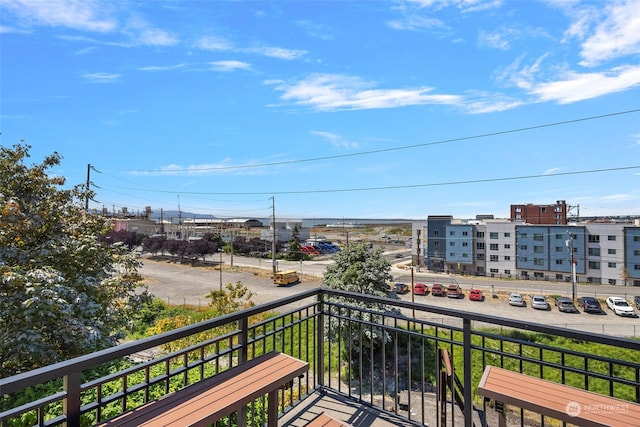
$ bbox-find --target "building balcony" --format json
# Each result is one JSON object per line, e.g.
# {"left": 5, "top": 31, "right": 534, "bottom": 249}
{"left": 1, "top": 288, "right": 638, "bottom": 427}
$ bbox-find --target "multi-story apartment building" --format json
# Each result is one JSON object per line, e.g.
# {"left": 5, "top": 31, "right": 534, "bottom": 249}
{"left": 485, "top": 222, "right": 517, "bottom": 278}
{"left": 425, "top": 215, "right": 452, "bottom": 272}
{"left": 413, "top": 218, "right": 640, "bottom": 286}
{"left": 511, "top": 200, "right": 567, "bottom": 225}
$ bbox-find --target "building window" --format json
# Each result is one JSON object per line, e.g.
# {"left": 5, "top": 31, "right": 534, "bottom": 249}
{"left": 534, "top": 246, "right": 544, "bottom": 254}
{"left": 608, "top": 262, "right": 616, "bottom": 268}
{"left": 434, "top": 240, "right": 439, "bottom": 247}
{"left": 462, "top": 253, "right": 468, "bottom": 258}
{"left": 450, "top": 241, "right": 455, "bottom": 246}
{"left": 462, "top": 242, "right": 468, "bottom": 247}
{"left": 555, "top": 234, "right": 563, "bottom": 239}
{"left": 504, "top": 269, "right": 511, "bottom": 274}
{"left": 504, "top": 244, "right": 511, "bottom": 249}
{"left": 476, "top": 231, "right": 485, "bottom": 238}
{"left": 504, "top": 232, "right": 511, "bottom": 237}
{"left": 477, "top": 242, "right": 485, "bottom": 249}
{"left": 634, "top": 264, "right": 640, "bottom": 271}
{"left": 462, "top": 231, "right": 468, "bottom": 236}
{"left": 449, "top": 231, "right": 455, "bottom": 236}
{"left": 490, "top": 255, "right": 499, "bottom": 262}
{"left": 519, "top": 232, "right": 528, "bottom": 238}
{"left": 555, "top": 246, "right": 563, "bottom": 252}
{"left": 608, "top": 279, "right": 617, "bottom": 285}
{"left": 520, "top": 245, "right": 528, "bottom": 250}
{"left": 588, "top": 261, "right": 600, "bottom": 270}
{"left": 588, "top": 248, "right": 601, "bottom": 256}
{"left": 434, "top": 230, "right": 439, "bottom": 237}
{"left": 477, "top": 253, "right": 485, "bottom": 260}
{"left": 504, "top": 255, "right": 511, "bottom": 261}
{"left": 608, "top": 248, "right": 616, "bottom": 255}
{"left": 608, "top": 235, "right": 616, "bottom": 241}
{"left": 635, "top": 250, "right": 640, "bottom": 256}
{"left": 534, "top": 258, "right": 544, "bottom": 266}
{"left": 588, "top": 235, "right": 600, "bottom": 243}
{"left": 490, "top": 243, "right": 499, "bottom": 250}
{"left": 556, "top": 259, "right": 563, "bottom": 265}
{"left": 490, "top": 232, "right": 498, "bottom": 239}
{"left": 521, "top": 257, "right": 528, "bottom": 262}
{"left": 541, "top": 207, "right": 546, "bottom": 213}
{"left": 490, "top": 268, "right": 499, "bottom": 273}
{"left": 515, "top": 207, "right": 522, "bottom": 212}
{"left": 449, "top": 252, "right": 455, "bottom": 257}
{"left": 534, "top": 233, "right": 544, "bottom": 241}
{"left": 635, "top": 236, "right": 640, "bottom": 242}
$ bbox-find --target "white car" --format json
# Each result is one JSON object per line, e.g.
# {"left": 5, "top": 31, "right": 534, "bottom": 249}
{"left": 606, "top": 296, "right": 635, "bottom": 317}
{"left": 509, "top": 293, "right": 525, "bottom": 307}
{"left": 531, "top": 295, "right": 549, "bottom": 310}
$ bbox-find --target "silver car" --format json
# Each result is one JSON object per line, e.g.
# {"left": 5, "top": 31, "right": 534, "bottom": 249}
{"left": 508, "top": 292, "right": 525, "bottom": 307}
{"left": 531, "top": 295, "right": 549, "bottom": 310}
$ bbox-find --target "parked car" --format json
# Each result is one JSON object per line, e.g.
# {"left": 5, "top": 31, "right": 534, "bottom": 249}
{"left": 431, "top": 283, "right": 445, "bottom": 296}
{"left": 606, "top": 296, "right": 635, "bottom": 317}
{"left": 413, "top": 283, "right": 428, "bottom": 295}
{"left": 468, "top": 289, "right": 484, "bottom": 301}
{"left": 634, "top": 295, "right": 640, "bottom": 309}
{"left": 531, "top": 295, "right": 549, "bottom": 310}
{"left": 555, "top": 297, "right": 579, "bottom": 313}
{"left": 446, "top": 284, "right": 463, "bottom": 299}
{"left": 577, "top": 296, "right": 603, "bottom": 314}
{"left": 508, "top": 293, "right": 525, "bottom": 307}
{"left": 393, "top": 282, "right": 409, "bottom": 294}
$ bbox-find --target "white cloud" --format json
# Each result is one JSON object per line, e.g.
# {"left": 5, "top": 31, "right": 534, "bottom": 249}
{"left": 2, "top": 0, "right": 116, "bottom": 32}
{"left": 542, "top": 167, "right": 561, "bottom": 175}
{"left": 579, "top": 0, "right": 640, "bottom": 67}
{"left": 243, "top": 45, "right": 307, "bottom": 61}
{"left": 209, "top": 60, "right": 251, "bottom": 72}
{"left": 269, "top": 74, "right": 462, "bottom": 111}
{"left": 83, "top": 72, "right": 120, "bottom": 83}
{"left": 311, "top": 130, "right": 360, "bottom": 149}
{"left": 195, "top": 36, "right": 233, "bottom": 51}
{"left": 132, "top": 25, "right": 177, "bottom": 47}
{"left": 138, "top": 63, "right": 188, "bottom": 72}
{"left": 530, "top": 65, "right": 640, "bottom": 104}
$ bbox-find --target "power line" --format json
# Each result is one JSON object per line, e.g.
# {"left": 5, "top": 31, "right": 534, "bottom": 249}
{"left": 108, "top": 108, "right": 640, "bottom": 173}
{"left": 111, "top": 164, "right": 640, "bottom": 196}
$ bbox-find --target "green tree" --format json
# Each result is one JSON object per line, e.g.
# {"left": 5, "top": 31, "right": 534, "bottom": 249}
{"left": 284, "top": 226, "right": 305, "bottom": 261}
{"left": 322, "top": 241, "right": 397, "bottom": 357}
{"left": 0, "top": 144, "right": 150, "bottom": 376}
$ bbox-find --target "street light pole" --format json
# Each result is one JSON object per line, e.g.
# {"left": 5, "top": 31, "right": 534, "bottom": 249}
{"left": 219, "top": 249, "right": 223, "bottom": 291}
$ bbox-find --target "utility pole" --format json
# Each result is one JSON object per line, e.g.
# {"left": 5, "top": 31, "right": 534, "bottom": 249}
{"left": 85, "top": 164, "right": 91, "bottom": 210}
{"left": 272, "top": 197, "right": 277, "bottom": 274}
{"left": 416, "top": 229, "right": 421, "bottom": 271}
{"left": 567, "top": 231, "right": 577, "bottom": 302}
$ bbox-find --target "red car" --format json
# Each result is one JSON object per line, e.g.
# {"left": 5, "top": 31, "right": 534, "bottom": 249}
{"left": 431, "top": 283, "right": 445, "bottom": 296}
{"left": 469, "top": 289, "right": 484, "bottom": 301}
{"left": 413, "top": 283, "right": 428, "bottom": 295}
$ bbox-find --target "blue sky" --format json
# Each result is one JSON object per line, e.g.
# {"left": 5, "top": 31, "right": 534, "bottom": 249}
{"left": 1, "top": 0, "right": 639, "bottom": 221}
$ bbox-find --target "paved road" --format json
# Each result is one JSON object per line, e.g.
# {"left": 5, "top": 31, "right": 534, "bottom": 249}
{"left": 139, "top": 253, "right": 640, "bottom": 337}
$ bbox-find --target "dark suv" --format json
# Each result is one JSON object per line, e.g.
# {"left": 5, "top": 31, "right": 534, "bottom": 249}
{"left": 578, "top": 296, "right": 603, "bottom": 313}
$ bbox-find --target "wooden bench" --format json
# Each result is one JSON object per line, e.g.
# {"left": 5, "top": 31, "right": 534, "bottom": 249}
{"left": 306, "top": 413, "right": 352, "bottom": 426}
{"left": 477, "top": 365, "right": 640, "bottom": 427}
{"left": 98, "top": 351, "right": 308, "bottom": 427}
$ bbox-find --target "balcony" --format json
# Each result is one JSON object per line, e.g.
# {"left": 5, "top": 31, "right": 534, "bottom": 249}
{"left": 1, "top": 288, "right": 639, "bottom": 427}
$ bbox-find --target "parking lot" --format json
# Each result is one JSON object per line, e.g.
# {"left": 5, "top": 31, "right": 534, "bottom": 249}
{"left": 140, "top": 256, "right": 640, "bottom": 338}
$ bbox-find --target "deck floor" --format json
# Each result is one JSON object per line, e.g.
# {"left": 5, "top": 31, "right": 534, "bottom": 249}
{"left": 280, "top": 389, "right": 420, "bottom": 427}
